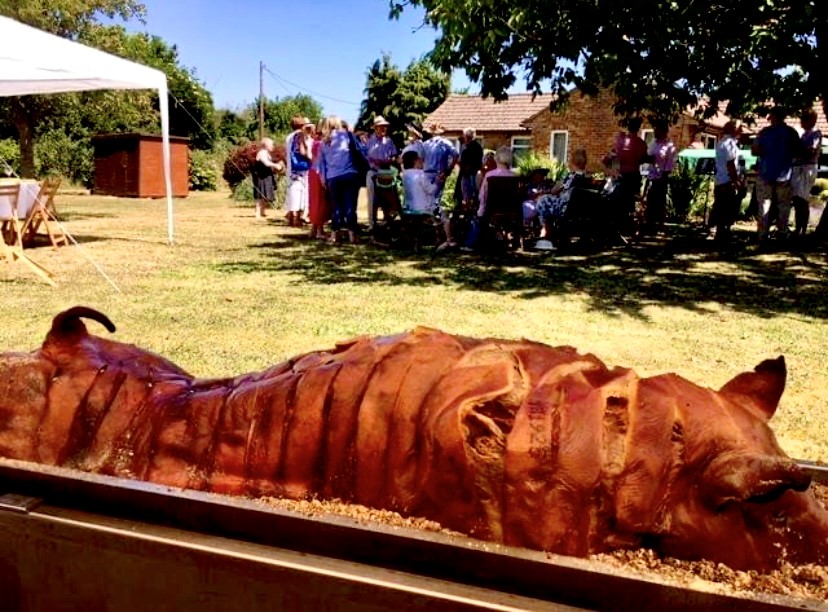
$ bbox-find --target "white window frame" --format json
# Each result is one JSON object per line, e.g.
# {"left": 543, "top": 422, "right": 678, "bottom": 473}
{"left": 549, "top": 130, "right": 569, "bottom": 165}
{"left": 511, "top": 135, "right": 533, "bottom": 167}
{"left": 641, "top": 129, "right": 655, "bottom": 146}
{"left": 702, "top": 133, "right": 717, "bottom": 149}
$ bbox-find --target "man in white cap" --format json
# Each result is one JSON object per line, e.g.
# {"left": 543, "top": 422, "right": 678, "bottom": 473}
{"left": 422, "top": 122, "right": 459, "bottom": 250}
{"left": 365, "top": 115, "right": 398, "bottom": 230}
{"left": 401, "top": 123, "right": 425, "bottom": 159}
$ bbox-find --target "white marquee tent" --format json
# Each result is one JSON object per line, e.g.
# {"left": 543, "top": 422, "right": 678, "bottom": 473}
{"left": 0, "top": 16, "right": 175, "bottom": 243}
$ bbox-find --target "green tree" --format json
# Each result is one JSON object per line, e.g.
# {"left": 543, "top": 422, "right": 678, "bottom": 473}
{"left": 390, "top": 1, "right": 828, "bottom": 122}
{"left": 216, "top": 109, "right": 250, "bottom": 145}
{"left": 246, "top": 94, "right": 324, "bottom": 141}
{"left": 0, "top": 0, "right": 146, "bottom": 176}
{"left": 80, "top": 25, "right": 217, "bottom": 149}
{"left": 358, "top": 54, "right": 449, "bottom": 146}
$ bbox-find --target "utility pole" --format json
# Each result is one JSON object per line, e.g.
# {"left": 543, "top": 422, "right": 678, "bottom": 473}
{"left": 258, "top": 60, "right": 265, "bottom": 141}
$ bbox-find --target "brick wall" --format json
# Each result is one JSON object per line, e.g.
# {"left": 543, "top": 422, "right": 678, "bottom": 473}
{"left": 443, "top": 130, "right": 520, "bottom": 153}
{"left": 524, "top": 89, "right": 721, "bottom": 171}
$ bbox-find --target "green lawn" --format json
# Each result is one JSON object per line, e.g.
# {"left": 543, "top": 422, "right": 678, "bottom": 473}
{"left": 2, "top": 190, "right": 827, "bottom": 461}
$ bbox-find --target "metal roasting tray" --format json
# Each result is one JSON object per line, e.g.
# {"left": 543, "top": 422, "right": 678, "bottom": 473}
{"left": 0, "top": 457, "right": 826, "bottom": 611}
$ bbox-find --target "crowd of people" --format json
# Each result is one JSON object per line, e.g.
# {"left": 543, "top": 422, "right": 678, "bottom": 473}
{"left": 250, "top": 106, "right": 824, "bottom": 252}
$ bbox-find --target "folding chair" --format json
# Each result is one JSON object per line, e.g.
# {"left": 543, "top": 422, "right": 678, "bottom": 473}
{"left": 0, "top": 182, "right": 56, "bottom": 286}
{"left": 483, "top": 175, "right": 525, "bottom": 250}
{"left": 22, "top": 177, "right": 66, "bottom": 248}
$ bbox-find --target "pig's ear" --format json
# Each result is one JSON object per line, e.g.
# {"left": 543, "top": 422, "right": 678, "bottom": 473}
{"left": 719, "top": 356, "right": 786, "bottom": 421}
{"left": 702, "top": 454, "right": 811, "bottom": 510}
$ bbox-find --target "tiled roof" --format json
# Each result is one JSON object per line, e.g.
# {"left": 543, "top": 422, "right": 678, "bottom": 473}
{"left": 424, "top": 93, "right": 551, "bottom": 132}
{"left": 751, "top": 103, "right": 828, "bottom": 137}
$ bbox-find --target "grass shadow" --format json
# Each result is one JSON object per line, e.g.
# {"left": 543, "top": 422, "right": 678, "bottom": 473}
{"left": 212, "top": 225, "right": 828, "bottom": 320}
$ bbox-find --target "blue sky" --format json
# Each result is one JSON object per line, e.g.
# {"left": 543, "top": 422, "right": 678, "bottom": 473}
{"left": 122, "top": 0, "right": 481, "bottom": 124}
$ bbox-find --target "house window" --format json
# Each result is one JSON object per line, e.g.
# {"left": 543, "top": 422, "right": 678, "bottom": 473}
{"left": 642, "top": 129, "right": 655, "bottom": 146}
{"left": 511, "top": 136, "right": 532, "bottom": 166}
{"left": 549, "top": 131, "right": 569, "bottom": 164}
{"left": 702, "top": 133, "right": 717, "bottom": 149}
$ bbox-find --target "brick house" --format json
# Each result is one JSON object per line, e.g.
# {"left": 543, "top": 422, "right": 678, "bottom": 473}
{"left": 422, "top": 93, "right": 550, "bottom": 155}
{"left": 425, "top": 89, "right": 729, "bottom": 171}
{"left": 750, "top": 103, "right": 828, "bottom": 142}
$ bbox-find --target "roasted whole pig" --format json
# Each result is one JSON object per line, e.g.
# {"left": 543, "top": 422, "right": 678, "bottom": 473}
{"left": 0, "top": 307, "right": 826, "bottom": 571}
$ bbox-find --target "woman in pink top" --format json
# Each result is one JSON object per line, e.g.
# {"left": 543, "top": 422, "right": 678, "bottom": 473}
{"left": 308, "top": 120, "right": 332, "bottom": 240}
{"left": 477, "top": 146, "right": 517, "bottom": 217}
{"left": 604, "top": 117, "right": 648, "bottom": 233}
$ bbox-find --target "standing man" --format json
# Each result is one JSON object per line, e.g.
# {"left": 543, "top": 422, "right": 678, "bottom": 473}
{"left": 365, "top": 116, "right": 398, "bottom": 231}
{"left": 643, "top": 120, "right": 677, "bottom": 235}
{"left": 422, "top": 122, "right": 459, "bottom": 249}
{"left": 456, "top": 127, "right": 484, "bottom": 210}
{"left": 791, "top": 108, "right": 822, "bottom": 237}
{"left": 751, "top": 106, "right": 802, "bottom": 242}
{"left": 401, "top": 123, "right": 425, "bottom": 159}
{"left": 711, "top": 121, "right": 744, "bottom": 243}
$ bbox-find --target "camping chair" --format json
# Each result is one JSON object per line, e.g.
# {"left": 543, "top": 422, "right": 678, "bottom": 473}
{"left": 554, "top": 187, "right": 607, "bottom": 248}
{"left": 21, "top": 177, "right": 66, "bottom": 248}
{"left": 372, "top": 169, "right": 402, "bottom": 225}
{"left": 484, "top": 175, "right": 525, "bottom": 250}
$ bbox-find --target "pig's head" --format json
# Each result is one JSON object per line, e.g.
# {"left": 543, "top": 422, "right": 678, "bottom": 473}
{"left": 630, "top": 357, "right": 828, "bottom": 571}
{"left": 0, "top": 307, "right": 191, "bottom": 465}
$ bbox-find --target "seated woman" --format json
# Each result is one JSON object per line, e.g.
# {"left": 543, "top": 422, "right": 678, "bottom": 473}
{"left": 535, "top": 148, "right": 591, "bottom": 250}
{"left": 461, "top": 146, "right": 517, "bottom": 252}
{"left": 521, "top": 168, "right": 551, "bottom": 227}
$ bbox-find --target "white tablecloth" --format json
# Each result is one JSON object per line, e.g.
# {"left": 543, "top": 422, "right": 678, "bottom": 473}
{"left": 0, "top": 179, "right": 40, "bottom": 221}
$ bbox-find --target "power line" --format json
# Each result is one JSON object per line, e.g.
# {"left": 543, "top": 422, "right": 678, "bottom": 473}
{"left": 262, "top": 65, "right": 361, "bottom": 107}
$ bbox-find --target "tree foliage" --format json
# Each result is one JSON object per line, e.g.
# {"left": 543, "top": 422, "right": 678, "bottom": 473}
{"left": 390, "top": 0, "right": 828, "bottom": 121}
{"left": 0, "top": 0, "right": 147, "bottom": 176}
{"left": 0, "top": 0, "right": 145, "bottom": 35}
{"left": 80, "top": 25, "right": 217, "bottom": 149}
{"left": 358, "top": 54, "right": 450, "bottom": 145}
{"left": 245, "top": 94, "right": 324, "bottom": 142}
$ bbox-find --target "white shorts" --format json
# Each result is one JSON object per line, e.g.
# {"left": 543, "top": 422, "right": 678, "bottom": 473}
{"left": 287, "top": 174, "right": 307, "bottom": 212}
{"left": 791, "top": 164, "right": 817, "bottom": 200}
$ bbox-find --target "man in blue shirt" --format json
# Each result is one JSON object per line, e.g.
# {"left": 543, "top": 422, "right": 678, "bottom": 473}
{"left": 751, "top": 107, "right": 802, "bottom": 241}
{"left": 365, "top": 116, "right": 398, "bottom": 230}
{"left": 422, "top": 122, "right": 459, "bottom": 250}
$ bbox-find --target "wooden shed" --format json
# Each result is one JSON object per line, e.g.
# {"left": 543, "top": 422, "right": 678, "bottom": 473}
{"left": 92, "top": 133, "right": 190, "bottom": 198}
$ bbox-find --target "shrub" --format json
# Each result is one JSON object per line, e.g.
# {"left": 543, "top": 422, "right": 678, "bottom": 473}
{"left": 223, "top": 141, "right": 286, "bottom": 190}
{"left": 440, "top": 169, "right": 458, "bottom": 210}
{"left": 232, "top": 174, "right": 287, "bottom": 209}
{"left": 0, "top": 139, "right": 20, "bottom": 176}
{"left": 35, "top": 130, "right": 94, "bottom": 187}
{"left": 515, "top": 151, "right": 567, "bottom": 182}
{"left": 189, "top": 148, "right": 219, "bottom": 191}
{"left": 668, "top": 159, "right": 709, "bottom": 221}
{"left": 232, "top": 179, "right": 254, "bottom": 202}
{"left": 814, "top": 178, "right": 828, "bottom": 202}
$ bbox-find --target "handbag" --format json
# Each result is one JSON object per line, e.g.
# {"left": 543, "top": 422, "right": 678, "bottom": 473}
{"left": 348, "top": 132, "right": 370, "bottom": 180}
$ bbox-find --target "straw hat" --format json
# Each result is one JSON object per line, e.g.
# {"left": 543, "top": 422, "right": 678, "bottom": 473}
{"left": 373, "top": 115, "right": 390, "bottom": 127}
{"left": 406, "top": 123, "right": 422, "bottom": 138}
{"left": 426, "top": 122, "right": 446, "bottom": 135}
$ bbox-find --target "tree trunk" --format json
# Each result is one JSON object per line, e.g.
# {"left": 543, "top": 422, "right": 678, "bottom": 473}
{"left": 14, "top": 108, "right": 36, "bottom": 179}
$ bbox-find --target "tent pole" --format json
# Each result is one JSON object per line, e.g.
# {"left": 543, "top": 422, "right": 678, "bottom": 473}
{"left": 158, "top": 84, "right": 174, "bottom": 245}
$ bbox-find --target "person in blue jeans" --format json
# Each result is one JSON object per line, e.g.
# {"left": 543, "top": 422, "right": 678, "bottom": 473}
{"left": 318, "top": 115, "right": 361, "bottom": 244}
